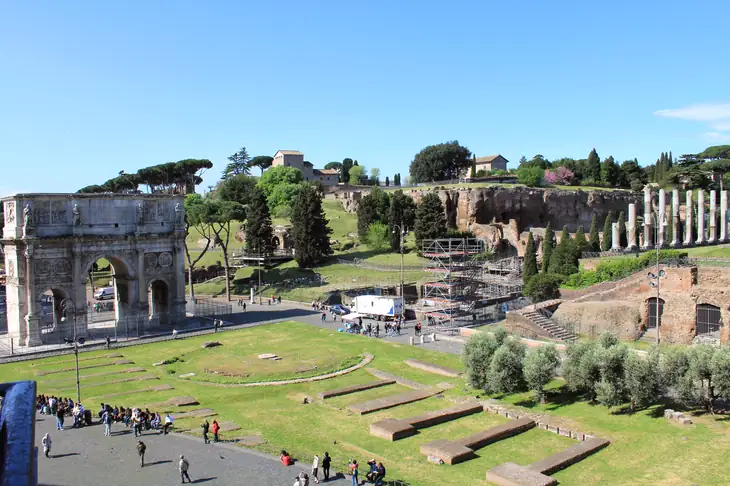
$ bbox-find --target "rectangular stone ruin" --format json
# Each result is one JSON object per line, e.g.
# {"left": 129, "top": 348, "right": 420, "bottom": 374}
{"left": 56, "top": 374, "right": 157, "bottom": 391}
{"left": 420, "top": 416, "right": 535, "bottom": 465}
{"left": 36, "top": 359, "right": 134, "bottom": 376}
{"left": 318, "top": 380, "right": 396, "bottom": 399}
{"left": 171, "top": 408, "right": 217, "bottom": 420}
{"left": 166, "top": 396, "right": 200, "bottom": 407}
{"left": 370, "top": 403, "right": 483, "bottom": 441}
{"left": 486, "top": 437, "right": 610, "bottom": 486}
{"left": 348, "top": 389, "right": 438, "bottom": 415}
{"left": 403, "top": 359, "right": 462, "bottom": 378}
{"left": 91, "top": 383, "right": 174, "bottom": 400}
{"left": 365, "top": 368, "right": 432, "bottom": 390}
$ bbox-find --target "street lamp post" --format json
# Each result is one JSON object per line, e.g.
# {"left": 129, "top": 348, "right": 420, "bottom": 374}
{"left": 646, "top": 212, "right": 668, "bottom": 345}
{"left": 60, "top": 298, "right": 81, "bottom": 404}
{"left": 257, "top": 246, "right": 262, "bottom": 305}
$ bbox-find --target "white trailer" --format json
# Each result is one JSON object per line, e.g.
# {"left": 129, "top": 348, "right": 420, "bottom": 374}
{"left": 351, "top": 295, "right": 404, "bottom": 320}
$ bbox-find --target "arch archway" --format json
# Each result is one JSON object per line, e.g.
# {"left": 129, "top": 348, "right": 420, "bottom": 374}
{"left": 696, "top": 303, "right": 722, "bottom": 337}
{"left": 646, "top": 297, "right": 665, "bottom": 329}
{"left": 272, "top": 236, "right": 281, "bottom": 249}
{"left": 148, "top": 279, "right": 170, "bottom": 326}
{"left": 38, "top": 287, "right": 71, "bottom": 337}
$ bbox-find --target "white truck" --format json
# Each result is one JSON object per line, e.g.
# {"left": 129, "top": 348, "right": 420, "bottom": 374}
{"left": 350, "top": 295, "right": 404, "bottom": 320}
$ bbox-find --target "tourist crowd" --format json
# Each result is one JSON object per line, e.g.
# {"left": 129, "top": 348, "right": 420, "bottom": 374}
{"left": 281, "top": 450, "right": 386, "bottom": 486}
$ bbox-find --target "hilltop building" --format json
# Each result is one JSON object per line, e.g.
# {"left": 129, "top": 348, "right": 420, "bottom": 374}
{"left": 272, "top": 150, "right": 339, "bottom": 186}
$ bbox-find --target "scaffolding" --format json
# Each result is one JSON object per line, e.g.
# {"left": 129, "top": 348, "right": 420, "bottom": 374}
{"left": 420, "top": 238, "right": 523, "bottom": 328}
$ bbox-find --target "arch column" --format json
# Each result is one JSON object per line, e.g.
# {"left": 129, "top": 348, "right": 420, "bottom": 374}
{"left": 708, "top": 190, "right": 717, "bottom": 243}
{"left": 627, "top": 203, "right": 637, "bottom": 250}
{"left": 642, "top": 187, "right": 653, "bottom": 249}
{"left": 23, "top": 243, "right": 42, "bottom": 347}
{"left": 657, "top": 189, "right": 666, "bottom": 248}
{"left": 696, "top": 190, "right": 706, "bottom": 245}
{"left": 683, "top": 191, "right": 694, "bottom": 246}
{"left": 671, "top": 189, "right": 680, "bottom": 247}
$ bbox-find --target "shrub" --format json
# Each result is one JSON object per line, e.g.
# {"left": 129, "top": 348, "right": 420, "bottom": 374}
{"left": 524, "top": 344, "right": 560, "bottom": 403}
{"left": 487, "top": 338, "right": 527, "bottom": 394}
{"left": 463, "top": 332, "right": 499, "bottom": 390}
{"left": 523, "top": 273, "right": 564, "bottom": 301}
{"left": 517, "top": 166, "right": 544, "bottom": 187}
{"left": 363, "top": 222, "right": 389, "bottom": 250}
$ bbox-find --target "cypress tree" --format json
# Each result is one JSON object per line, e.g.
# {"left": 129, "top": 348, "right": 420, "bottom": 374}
{"left": 601, "top": 211, "right": 614, "bottom": 251}
{"left": 655, "top": 157, "right": 663, "bottom": 183}
{"left": 617, "top": 211, "right": 627, "bottom": 247}
{"left": 291, "top": 185, "right": 333, "bottom": 268}
{"left": 560, "top": 225, "right": 570, "bottom": 244}
{"left": 575, "top": 226, "right": 587, "bottom": 252}
{"left": 471, "top": 154, "right": 478, "bottom": 178}
{"left": 244, "top": 187, "right": 275, "bottom": 256}
{"left": 523, "top": 232, "right": 538, "bottom": 284}
{"left": 414, "top": 192, "right": 447, "bottom": 251}
{"left": 588, "top": 214, "right": 600, "bottom": 251}
{"left": 667, "top": 151, "right": 673, "bottom": 170}
{"left": 541, "top": 221, "right": 555, "bottom": 272}
{"left": 586, "top": 149, "right": 601, "bottom": 182}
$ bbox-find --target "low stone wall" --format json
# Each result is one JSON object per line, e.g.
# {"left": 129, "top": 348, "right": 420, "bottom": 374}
{"left": 317, "top": 380, "right": 395, "bottom": 399}
{"left": 403, "top": 359, "right": 462, "bottom": 378}
{"left": 552, "top": 300, "right": 642, "bottom": 340}
{"left": 663, "top": 408, "right": 693, "bottom": 425}
{"left": 348, "top": 389, "right": 438, "bottom": 415}
{"left": 371, "top": 403, "right": 483, "bottom": 441}
{"left": 528, "top": 437, "right": 610, "bottom": 475}
{"left": 504, "top": 313, "right": 553, "bottom": 340}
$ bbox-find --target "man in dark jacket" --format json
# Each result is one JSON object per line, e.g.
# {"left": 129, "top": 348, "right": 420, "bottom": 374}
{"left": 136, "top": 440, "right": 146, "bottom": 467}
{"left": 201, "top": 420, "right": 210, "bottom": 444}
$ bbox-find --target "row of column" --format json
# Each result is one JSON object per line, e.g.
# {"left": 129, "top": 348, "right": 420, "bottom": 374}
{"left": 618, "top": 188, "right": 729, "bottom": 251}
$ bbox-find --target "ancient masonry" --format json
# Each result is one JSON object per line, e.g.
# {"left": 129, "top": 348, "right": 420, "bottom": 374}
{"left": 1, "top": 193, "right": 187, "bottom": 347}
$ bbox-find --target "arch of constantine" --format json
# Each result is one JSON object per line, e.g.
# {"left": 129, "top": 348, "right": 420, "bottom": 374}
{"left": 1, "top": 193, "right": 186, "bottom": 347}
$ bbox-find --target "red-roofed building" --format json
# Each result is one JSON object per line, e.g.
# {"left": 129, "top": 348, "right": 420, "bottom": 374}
{"left": 272, "top": 150, "right": 339, "bottom": 186}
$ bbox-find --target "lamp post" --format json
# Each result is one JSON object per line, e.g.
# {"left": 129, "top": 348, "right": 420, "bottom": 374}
{"left": 60, "top": 297, "right": 81, "bottom": 404}
{"left": 392, "top": 224, "right": 407, "bottom": 305}
{"left": 256, "top": 246, "right": 262, "bottom": 305}
{"left": 645, "top": 212, "right": 668, "bottom": 345}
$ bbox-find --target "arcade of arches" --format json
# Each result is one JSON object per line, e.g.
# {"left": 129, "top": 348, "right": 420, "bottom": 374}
{"left": 2, "top": 193, "right": 187, "bottom": 347}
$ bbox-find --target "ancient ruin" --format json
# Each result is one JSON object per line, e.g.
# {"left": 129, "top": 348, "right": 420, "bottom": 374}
{"left": 1, "top": 193, "right": 187, "bottom": 347}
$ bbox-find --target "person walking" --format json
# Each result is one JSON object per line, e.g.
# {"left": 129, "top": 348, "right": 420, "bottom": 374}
{"left": 322, "top": 452, "right": 331, "bottom": 481}
{"left": 136, "top": 440, "right": 146, "bottom": 467}
{"left": 55, "top": 405, "right": 64, "bottom": 430}
{"left": 179, "top": 455, "right": 192, "bottom": 483}
{"left": 105, "top": 335, "right": 111, "bottom": 349}
{"left": 243, "top": 302, "right": 246, "bottom": 312}
{"left": 211, "top": 419, "right": 220, "bottom": 443}
{"left": 42, "top": 433, "right": 52, "bottom": 458}
{"left": 201, "top": 419, "right": 210, "bottom": 444}
{"left": 102, "top": 408, "right": 112, "bottom": 437}
{"left": 311, "top": 454, "right": 320, "bottom": 484}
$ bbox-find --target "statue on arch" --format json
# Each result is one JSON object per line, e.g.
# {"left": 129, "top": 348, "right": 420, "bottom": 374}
{"left": 73, "top": 204, "right": 81, "bottom": 226}
{"left": 23, "top": 204, "right": 33, "bottom": 227}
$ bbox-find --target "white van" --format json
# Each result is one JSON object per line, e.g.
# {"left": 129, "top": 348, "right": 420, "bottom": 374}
{"left": 94, "top": 287, "right": 115, "bottom": 300}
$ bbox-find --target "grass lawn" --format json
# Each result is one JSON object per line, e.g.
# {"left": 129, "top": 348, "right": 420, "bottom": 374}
{"left": 10, "top": 321, "right": 730, "bottom": 485}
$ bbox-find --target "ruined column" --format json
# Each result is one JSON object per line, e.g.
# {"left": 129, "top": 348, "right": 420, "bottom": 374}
{"left": 684, "top": 190, "right": 694, "bottom": 246}
{"left": 708, "top": 190, "right": 717, "bottom": 243}
{"left": 642, "top": 186, "right": 653, "bottom": 249}
{"left": 627, "top": 203, "right": 637, "bottom": 250}
{"left": 696, "top": 189, "right": 706, "bottom": 245}
{"left": 671, "top": 189, "right": 680, "bottom": 247}
{"left": 657, "top": 189, "right": 666, "bottom": 248}
{"left": 611, "top": 223, "right": 621, "bottom": 250}
{"left": 721, "top": 191, "right": 728, "bottom": 242}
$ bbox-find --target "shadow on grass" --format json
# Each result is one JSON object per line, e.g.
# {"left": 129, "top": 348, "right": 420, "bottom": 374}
{"left": 512, "top": 386, "right": 587, "bottom": 411}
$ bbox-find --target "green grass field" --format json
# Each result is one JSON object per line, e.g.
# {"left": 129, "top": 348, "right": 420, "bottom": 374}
{"left": 8, "top": 321, "right": 730, "bottom": 485}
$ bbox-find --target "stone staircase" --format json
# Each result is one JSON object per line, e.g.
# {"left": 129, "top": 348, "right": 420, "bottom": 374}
{"left": 522, "top": 309, "right": 576, "bottom": 342}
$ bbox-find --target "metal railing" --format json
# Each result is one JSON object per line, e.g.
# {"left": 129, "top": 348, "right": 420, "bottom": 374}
{"left": 185, "top": 298, "right": 232, "bottom": 318}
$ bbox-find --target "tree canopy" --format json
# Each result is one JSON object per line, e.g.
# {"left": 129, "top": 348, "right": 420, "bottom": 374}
{"left": 222, "top": 147, "right": 250, "bottom": 179}
{"left": 291, "top": 185, "right": 333, "bottom": 267}
{"left": 409, "top": 141, "right": 472, "bottom": 183}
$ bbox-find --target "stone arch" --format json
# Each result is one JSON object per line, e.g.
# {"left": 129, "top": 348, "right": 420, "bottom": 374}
{"left": 148, "top": 278, "right": 171, "bottom": 326}
{"left": 38, "top": 287, "right": 71, "bottom": 336}
{"left": 644, "top": 297, "right": 665, "bottom": 329}
{"left": 272, "top": 236, "right": 281, "bottom": 249}
{"left": 81, "top": 252, "right": 138, "bottom": 327}
{"left": 696, "top": 303, "right": 722, "bottom": 337}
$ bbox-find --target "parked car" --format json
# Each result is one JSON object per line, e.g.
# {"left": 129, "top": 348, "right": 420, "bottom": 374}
{"left": 330, "top": 304, "right": 350, "bottom": 315}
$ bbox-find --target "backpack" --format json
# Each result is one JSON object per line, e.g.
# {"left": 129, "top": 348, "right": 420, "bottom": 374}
{"left": 181, "top": 459, "right": 189, "bottom": 472}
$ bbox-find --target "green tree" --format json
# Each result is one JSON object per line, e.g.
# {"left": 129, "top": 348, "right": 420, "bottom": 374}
{"left": 710, "top": 347, "right": 730, "bottom": 404}
{"left": 617, "top": 211, "right": 627, "bottom": 247}
{"left": 601, "top": 156, "right": 620, "bottom": 186}
{"left": 257, "top": 165, "right": 306, "bottom": 211}
{"left": 588, "top": 214, "right": 600, "bottom": 251}
{"left": 371, "top": 167, "right": 381, "bottom": 182}
{"left": 291, "top": 185, "right": 333, "bottom": 268}
{"left": 541, "top": 221, "right": 555, "bottom": 272}
{"left": 222, "top": 146, "right": 251, "bottom": 179}
{"left": 594, "top": 342, "right": 629, "bottom": 408}
{"left": 357, "top": 187, "right": 390, "bottom": 238}
{"left": 523, "top": 273, "right": 564, "bottom": 301}
{"left": 470, "top": 155, "right": 477, "bottom": 177}
{"left": 183, "top": 193, "right": 215, "bottom": 301}
{"left": 574, "top": 226, "right": 588, "bottom": 252}
{"left": 209, "top": 198, "right": 247, "bottom": 300}
{"left": 364, "top": 222, "right": 389, "bottom": 250}
{"left": 388, "top": 190, "right": 416, "bottom": 251}
{"left": 524, "top": 344, "right": 561, "bottom": 403}
{"left": 385, "top": 176, "right": 390, "bottom": 187}
{"left": 463, "top": 333, "right": 499, "bottom": 390}
{"left": 516, "top": 166, "right": 543, "bottom": 187}
{"left": 248, "top": 155, "right": 274, "bottom": 175}
{"left": 522, "top": 232, "right": 538, "bottom": 284}
{"left": 601, "top": 211, "right": 614, "bottom": 251}
{"left": 549, "top": 232, "right": 580, "bottom": 276}
{"left": 625, "top": 347, "right": 662, "bottom": 412}
{"left": 324, "top": 161, "right": 342, "bottom": 171}
{"left": 409, "top": 141, "right": 472, "bottom": 182}
{"left": 487, "top": 339, "right": 527, "bottom": 394}
{"left": 244, "top": 187, "right": 275, "bottom": 257}
{"left": 348, "top": 165, "right": 366, "bottom": 185}
{"left": 585, "top": 148, "right": 601, "bottom": 183}
{"left": 414, "top": 192, "right": 447, "bottom": 251}
{"left": 393, "top": 173, "right": 400, "bottom": 186}
{"left": 216, "top": 173, "right": 257, "bottom": 205}
{"left": 341, "top": 158, "right": 354, "bottom": 184}
{"left": 564, "top": 342, "right": 601, "bottom": 401}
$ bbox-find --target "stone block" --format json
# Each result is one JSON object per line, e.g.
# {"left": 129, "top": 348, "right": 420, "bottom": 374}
{"left": 559, "top": 428, "right": 572, "bottom": 438}
{"left": 370, "top": 419, "right": 415, "bottom": 441}
{"left": 348, "top": 389, "right": 437, "bottom": 415}
{"left": 371, "top": 403, "right": 482, "bottom": 440}
{"left": 317, "top": 380, "right": 395, "bottom": 399}
{"left": 679, "top": 418, "right": 693, "bottom": 425}
{"left": 663, "top": 409, "right": 675, "bottom": 419}
{"left": 486, "top": 462, "right": 558, "bottom": 486}
{"left": 403, "top": 359, "right": 462, "bottom": 378}
{"left": 528, "top": 437, "right": 611, "bottom": 476}
{"left": 547, "top": 426, "right": 559, "bottom": 434}
{"left": 427, "top": 455, "right": 444, "bottom": 465}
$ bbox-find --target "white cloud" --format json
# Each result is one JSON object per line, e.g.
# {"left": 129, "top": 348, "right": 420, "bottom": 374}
{"left": 654, "top": 102, "right": 730, "bottom": 121}
{"left": 703, "top": 132, "right": 730, "bottom": 142}
{"left": 711, "top": 122, "right": 730, "bottom": 131}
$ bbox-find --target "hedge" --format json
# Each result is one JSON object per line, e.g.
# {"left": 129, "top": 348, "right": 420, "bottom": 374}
{"left": 562, "top": 250, "right": 688, "bottom": 289}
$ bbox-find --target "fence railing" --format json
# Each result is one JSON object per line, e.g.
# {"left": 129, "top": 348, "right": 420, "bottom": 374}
{"left": 185, "top": 298, "right": 233, "bottom": 318}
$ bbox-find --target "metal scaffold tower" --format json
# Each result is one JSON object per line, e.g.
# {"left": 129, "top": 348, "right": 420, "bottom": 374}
{"left": 420, "top": 238, "right": 524, "bottom": 328}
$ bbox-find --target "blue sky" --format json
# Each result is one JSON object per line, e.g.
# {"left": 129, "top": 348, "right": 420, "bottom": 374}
{"left": 2, "top": 0, "right": 730, "bottom": 196}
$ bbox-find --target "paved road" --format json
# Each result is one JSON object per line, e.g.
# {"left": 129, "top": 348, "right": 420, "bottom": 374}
{"left": 36, "top": 413, "right": 350, "bottom": 486}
